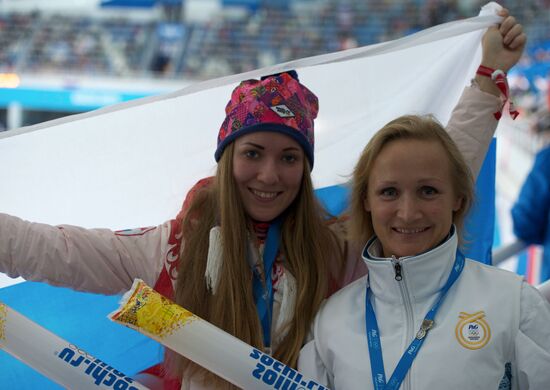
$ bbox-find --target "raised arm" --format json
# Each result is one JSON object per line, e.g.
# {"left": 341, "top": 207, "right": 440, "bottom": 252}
{"left": 447, "top": 9, "right": 526, "bottom": 179}
{"left": 0, "top": 213, "right": 170, "bottom": 295}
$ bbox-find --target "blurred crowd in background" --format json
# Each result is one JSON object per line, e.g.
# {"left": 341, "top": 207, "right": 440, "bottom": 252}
{"left": 0, "top": 0, "right": 548, "bottom": 140}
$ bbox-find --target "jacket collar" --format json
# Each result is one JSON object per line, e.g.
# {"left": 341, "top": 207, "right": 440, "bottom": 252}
{"left": 362, "top": 226, "right": 459, "bottom": 303}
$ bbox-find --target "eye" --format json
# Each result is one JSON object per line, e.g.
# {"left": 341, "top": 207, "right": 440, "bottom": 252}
{"left": 244, "top": 149, "right": 260, "bottom": 159}
{"left": 421, "top": 186, "right": 438, "bottom": 197}
{"left": 380, "top": 187, "right": 397, "bottom": 199}
{"left": 282, "top": 153, "right": 299, "bottom": 164}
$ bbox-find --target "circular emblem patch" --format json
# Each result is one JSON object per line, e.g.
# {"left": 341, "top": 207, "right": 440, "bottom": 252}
{"left": 455, "top": 311, "right": 491, "bottom": 350}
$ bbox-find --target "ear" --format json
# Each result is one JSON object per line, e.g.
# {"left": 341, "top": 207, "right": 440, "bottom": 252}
{"left": 453, "top": 196, "right": 463, "bottom": 212}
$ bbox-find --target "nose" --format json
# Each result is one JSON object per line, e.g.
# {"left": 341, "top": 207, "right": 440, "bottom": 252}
{"left": 257, "top": 158, "right": 280, "bottom": 185}
{"left": 396, "top": 194, "right": 421, "bottom": 222}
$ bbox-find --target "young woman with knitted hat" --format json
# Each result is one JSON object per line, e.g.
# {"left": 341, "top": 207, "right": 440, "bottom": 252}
{"left": 0, "top": 10, "right": 525, "bottom": 390}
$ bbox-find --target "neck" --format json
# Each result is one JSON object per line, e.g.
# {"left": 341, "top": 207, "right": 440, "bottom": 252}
{"left": 250, "top": 219, "right": 270, "bottom": 241}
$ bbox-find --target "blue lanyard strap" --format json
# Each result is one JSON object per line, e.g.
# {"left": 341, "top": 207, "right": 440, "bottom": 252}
{"left": 252, "top": 218, "right": 282, "bottom": 349}
{"left": 365, "top": 250, "right": 465, "bottom": 390}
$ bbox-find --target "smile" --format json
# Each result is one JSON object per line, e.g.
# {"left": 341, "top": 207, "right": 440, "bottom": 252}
{"left": 250, "top": 189, "right": 279, "bottom": 200}
{"left": 393, "top": 227, "right": 429, "bottom": 234}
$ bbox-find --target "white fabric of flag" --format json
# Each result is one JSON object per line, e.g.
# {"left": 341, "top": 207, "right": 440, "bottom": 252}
{"left": 0, "top": 7, "right": 502, "bottom": 232}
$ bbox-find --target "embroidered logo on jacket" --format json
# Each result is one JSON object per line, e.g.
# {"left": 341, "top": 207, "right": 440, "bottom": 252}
{"left": 455, "top": 311, "right": 491, "bottom": 350}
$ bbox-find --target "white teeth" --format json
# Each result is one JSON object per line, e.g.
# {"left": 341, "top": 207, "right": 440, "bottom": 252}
{"left": 395, "top": 227, "right": 426, "bottom": 234}
{"left": 252, "top": 189, "right": 278, "bottom": 199}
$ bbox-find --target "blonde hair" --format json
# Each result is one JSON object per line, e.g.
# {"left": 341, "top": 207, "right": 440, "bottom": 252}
{"left": 350, "top": 114, "right": 475, "bottom": 247}
{"left": 170, "top": 142, "right": 342, "bottom": 387}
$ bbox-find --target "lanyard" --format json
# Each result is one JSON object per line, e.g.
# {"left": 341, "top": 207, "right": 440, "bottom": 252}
{"left": 252, "top": 218, "right": 281, "bottom": 349}
{"left": 365, "top": 250, "right": 465, "bottom": 390}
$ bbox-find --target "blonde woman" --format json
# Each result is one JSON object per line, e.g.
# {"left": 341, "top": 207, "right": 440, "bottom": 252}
{"left": 299, "top": 115, "right": 550, "bottom": 389}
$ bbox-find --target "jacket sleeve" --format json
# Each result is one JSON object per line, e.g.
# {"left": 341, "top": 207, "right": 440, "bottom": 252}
{"left": 515, "top": 281, "right": 550, "bottom": 389}
{"left": 446, "top": 84, "right": 501, "bottom": 180}
{"left": 511, "top": 148, "right": 550, "bottom": 245}
{"left": 0, "top": 213, "right": 171, "bottom": 295}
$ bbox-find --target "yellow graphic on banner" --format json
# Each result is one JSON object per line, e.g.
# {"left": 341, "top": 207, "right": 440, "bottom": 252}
{"left": 112, "top": 280, "right": 197, "bottom": 339}
{"left": 0, "top": 303, "right": 7, "bottom": 342}
{"left": 455, "top": 311, "right": 491, "bottom": 350}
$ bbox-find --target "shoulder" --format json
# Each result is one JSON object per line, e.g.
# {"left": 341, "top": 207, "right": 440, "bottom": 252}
{"left": 465, "top": 258, "right": 523, "bottom": 280}
{"left": 326, "top": 274, "right": 366, "bottom": 302}
{"left": 316, "top": 276, "right": 366, "bottom": 329}
{"left": 177, "top": 176, "right": 215, "bottom": 221}
{"left": 520, "top": 281, "right": 550, "bottom": 319}
{"left": 460, "top": 259, "right": 523, "bottom": 304}
{"left": 312, "top": 276, "right": 369, "bottom": 364}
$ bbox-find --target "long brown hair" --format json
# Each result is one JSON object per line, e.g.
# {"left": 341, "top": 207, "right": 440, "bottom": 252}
{"left": 171, "top": 142, "right": 342, "bottom": 387}
{"left": 350, "top": 114, "right": 475, "bottom": 248}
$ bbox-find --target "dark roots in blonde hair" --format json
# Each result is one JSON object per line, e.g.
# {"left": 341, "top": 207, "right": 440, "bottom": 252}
{"left": 349, "top": 114, "right": 475, "bottom": 248}
{"left": 169, "top": 142, "right": 343, "bottom": 388}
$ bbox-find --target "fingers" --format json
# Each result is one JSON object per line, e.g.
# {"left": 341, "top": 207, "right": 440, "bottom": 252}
{"left": 504, "top": 25, "right": 527, "bottom": 49}
{"left": 498, "top": 14, "right": 526, "bottom": 49}
{"left": 497, "top": 8, "right": 510, "bottom": 18}
{"left": 499, "top": 15, "right": 518, "bottom": 36}
{"left": 496, "top": 8, "right": 523, "bottom": 47}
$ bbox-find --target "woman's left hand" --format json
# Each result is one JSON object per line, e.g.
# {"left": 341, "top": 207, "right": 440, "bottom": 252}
{"left": 481, "top": 8, "right": 527, "bottom": 72}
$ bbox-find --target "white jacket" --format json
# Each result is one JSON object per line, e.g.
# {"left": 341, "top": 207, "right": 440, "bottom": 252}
{"left": 299, "top": 230, "right": 550, "bottom": 390}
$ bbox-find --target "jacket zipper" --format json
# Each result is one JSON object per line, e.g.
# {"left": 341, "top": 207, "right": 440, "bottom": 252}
{"left": 391, "top": 255, "right": 413, "bottom": 390}
{"left": 393, "top": 260, "right": 403, "bottom": 281}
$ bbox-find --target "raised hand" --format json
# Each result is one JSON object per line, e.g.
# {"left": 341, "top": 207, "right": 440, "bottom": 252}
{"left": 481, "top": 8, "right": 527, "bottom": 72}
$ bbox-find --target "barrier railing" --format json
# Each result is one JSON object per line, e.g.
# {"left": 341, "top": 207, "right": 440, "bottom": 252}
{"left": 492, "top": 240, "right": 528, "bottom": 266}
{"left": 492, "top": 239, "right": 550, "bottom": 303}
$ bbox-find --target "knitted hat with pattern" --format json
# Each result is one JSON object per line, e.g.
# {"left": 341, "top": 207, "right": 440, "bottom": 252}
{"left": 215, "top": 71, "right": 318, "bottom": 168}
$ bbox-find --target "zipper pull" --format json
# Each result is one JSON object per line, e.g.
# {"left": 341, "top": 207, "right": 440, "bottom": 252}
{"left": 392, "top": 256, "right": 403, "bottom": 281}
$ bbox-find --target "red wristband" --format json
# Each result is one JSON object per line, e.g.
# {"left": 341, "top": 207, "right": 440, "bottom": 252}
{"left": 476, "top": 65, "right": 519, "bottom": 120}
{"left": 476, "top": 65, "right": 505, "bottom": 78}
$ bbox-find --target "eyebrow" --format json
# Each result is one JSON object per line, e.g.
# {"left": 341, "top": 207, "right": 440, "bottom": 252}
{"left": 374, "top": 178, "right": 444, "bottom": 186}
{"left": 241, "top": 142, "right": 301, "bottom": 152}
{"left": 418, "top": 178, "right": 444, "bottom": 184}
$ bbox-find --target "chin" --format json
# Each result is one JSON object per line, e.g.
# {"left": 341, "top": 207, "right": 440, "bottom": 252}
{"left": 250, "top": 211, "right": 279, "bottom": 222}
{"left": 393, "top": 246, "right": 427, "bottom": 258}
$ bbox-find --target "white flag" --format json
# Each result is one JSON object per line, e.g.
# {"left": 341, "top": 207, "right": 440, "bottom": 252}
{"left": 0, "top": 5, "right": 501, "bottom": 231}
